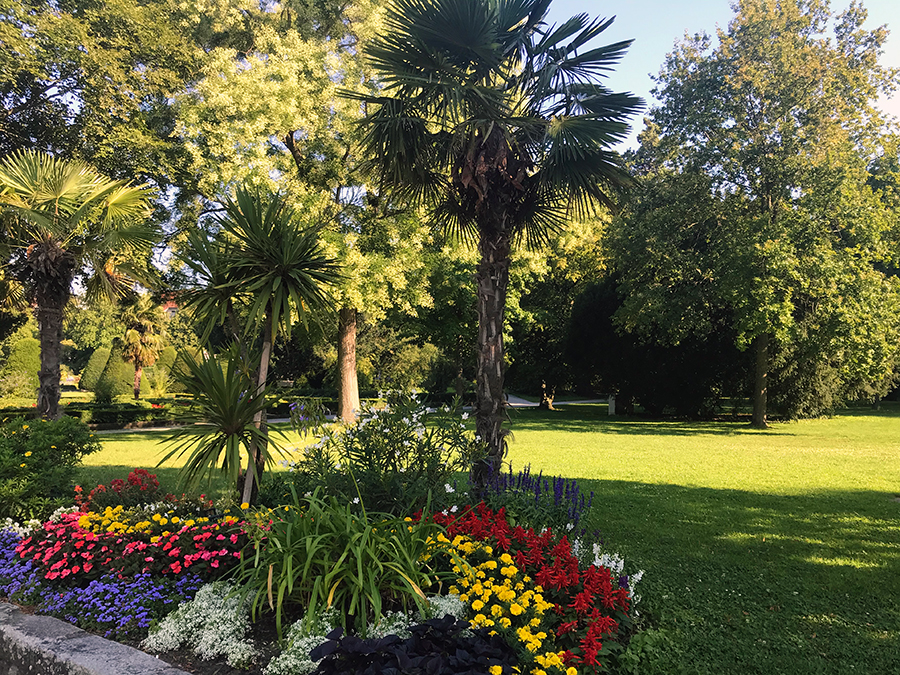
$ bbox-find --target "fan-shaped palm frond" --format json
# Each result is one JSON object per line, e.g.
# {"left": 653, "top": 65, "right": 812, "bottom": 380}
{"left": 347, "top": 0, "right": 642, "bottom": 485}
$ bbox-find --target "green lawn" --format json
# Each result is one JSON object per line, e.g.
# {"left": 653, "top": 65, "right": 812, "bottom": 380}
{"left": 82, "top": 404, "right": 900, "bottom": 674}
{"left": 506, "top": 404, "right": 900, "bottom": 675}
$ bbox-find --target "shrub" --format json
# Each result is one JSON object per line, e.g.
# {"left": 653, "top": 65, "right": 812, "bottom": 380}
{"left": 79, "top": 345, "right": 111, "bottom": 392}
{"left": 94, "top": 338, "right": 135, "bottom": 402}
{"left": 0, "top": 337, "right": 40, "bottom": 397}
{"left": 235, "top": 488, "right": 453, "bottom": 638}
{"left": 0, "top": 417, "right": 100, "bottom": 520}
{"left": 309, "top": 615, "right": 519, "bottom": 675}
{"left": 263, "top": 394, "right": 482, "bottom": 516}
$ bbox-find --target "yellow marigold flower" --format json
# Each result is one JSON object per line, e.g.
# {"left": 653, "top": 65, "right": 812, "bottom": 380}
{"left": 24, "top": 451, "right": 32, "bottom": 457}
{"left": 491, "top": 604, "right": 504, "bottom": 617}
{"left": 150, "top": 536, "right": 160, "bottom": 543}
{"left": 566, "top": 669, "right": 578, "bottom": 675}
{"left": 472, "top": 599, "right": 485, "bottom": 611}
{"left": 476, "top": 570, "right": 486, "bottom": 579}
{"left": 500, "top": 553, "right": 513, "bottom": 565}
{"left": 240, "top": 502, "right": 250, "bottom": 510}
{"left": 490, "top": 667, "right": 502, "bottom": 675}
{"left": 185, "top": 519, "right": 195, "bottom": 527}
{"left": 22, "top": 424, "right": 28, "bottom": 430}
{"left": 162, "top": 530, "right": 170, "bottom": 537}
{"left": 171, "top": 516, "right": 180, "bottom": 524}
{"left": 152, "top": 513, "right": 161, "bottom": 521}
{"left": 483, "top": 545, "right": 493, "bottom": 555}
{"left": 473, "top": 613, "right": 487, "bottom": 625}
{"left": 480, "top": 560, "right": 498, "bottom": 570}
{"left": 510, "top": 603, "right": 524, "bottom": 616}
{"left": 530, "top": 618, "right": 542, "bottom": 627}
{"left": 499, "top": 617, "right": 512, "bottom": 628}
{"left": 50, "top": 446, "right": 55, "bottom": 449}
{"left": 158, "top": 518, "right": 168, "bottom": 526}
{"left": 19, "top": 463, "right": 25, "bottom": 468}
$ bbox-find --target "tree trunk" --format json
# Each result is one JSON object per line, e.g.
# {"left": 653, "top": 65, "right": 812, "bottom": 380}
{"left": 337, "top": 306, "right": 360, "bottom": 422}
{"left": 470, "top": 228, "right": 511, "bottom": 489}
{"left": 36, "top": 299, "right": 65, "bottom": 420}
{"left": 751, "top": 333, "right": 769, "bottom": 428}
{"left": 242, "top": 315, "right": 273, "bottom": 506}
{"left": 133, "top": 365, "right": 142, "bottom": 400}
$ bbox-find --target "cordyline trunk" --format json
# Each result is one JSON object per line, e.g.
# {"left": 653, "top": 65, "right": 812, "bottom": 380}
{"left": 470, "top": 227, "right": 511, "bottom": 490}
{"left": 133, "top": 365, "right": 143, "bottom": 400}
{"left": 751, "top": 333, "right": 769, "bottom": 429}
{"left": 241, "top": 315, "right": 273, "bottom": 506}
{"left": 337, "top": 306, "right": 360, "bottom": 422}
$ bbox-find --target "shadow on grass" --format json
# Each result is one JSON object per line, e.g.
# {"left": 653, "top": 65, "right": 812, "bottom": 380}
{"left": 578, "top": 478, "right": 900, "bottom": 674}
{"left": 508, "top": 405, "right": 793, "bottom": 436}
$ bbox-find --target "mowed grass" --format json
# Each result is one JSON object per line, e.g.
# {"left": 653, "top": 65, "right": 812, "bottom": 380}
{"left": 81, "top": 404, "right": 900, "bottom": 674}
{"left": 506, "top": 403, "right": 900, "bottom": 675}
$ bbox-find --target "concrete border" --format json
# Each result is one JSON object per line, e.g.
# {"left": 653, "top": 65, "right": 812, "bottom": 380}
{"left": 0, "top": 603, "right": 189, "bottom": 675}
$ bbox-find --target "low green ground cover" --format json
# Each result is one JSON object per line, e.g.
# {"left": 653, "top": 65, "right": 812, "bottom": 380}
{"left": 77, "top": 403, "right": 900, "bottom": 674}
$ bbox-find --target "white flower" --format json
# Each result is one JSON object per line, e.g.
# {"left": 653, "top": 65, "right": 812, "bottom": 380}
{"left": 444, "top": 483, "right": 455, "bottom": 493}
{"left": 450, "top": 505, "right": 458, "bottom": 513}
{"left": 461, "top": 412, "right": 469, "bottom": 420}
{"left": 352, "top": 497, "right": 360, "bottom": 504}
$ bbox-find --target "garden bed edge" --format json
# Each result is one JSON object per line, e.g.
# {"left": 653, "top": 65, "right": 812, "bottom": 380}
{"left": 0, "top": 602, "right": 190, "bottom": 675}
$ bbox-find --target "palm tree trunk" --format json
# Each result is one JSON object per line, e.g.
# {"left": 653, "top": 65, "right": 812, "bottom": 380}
{"left": 751, "top": 333, "right": 769, "bottom": 428}
{"left": 133, "top": 365, "right": 143, "bottom": 400}
{"left": 36, "top": 299, "right": 65, "bottom": 420}
{"left": 471, "top": 228, "right": 511, "bottom": 489}
{"left": 242, "top": 314, "right": 273, "bottom": 506}
{"left": 337, "top": 306, "right": 360, "bottom": 422}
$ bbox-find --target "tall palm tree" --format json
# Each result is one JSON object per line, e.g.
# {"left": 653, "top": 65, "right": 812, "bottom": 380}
{"left": 120, "top": 294, "right": 166, "bottom": 399}
{"left": 349, "top": 0, "right": 642, "bottom": 483}
{"left": 213, "top": 187, "right": 341, "bottom": 505}
{"left": 0, "top": 150, "right": 155, "bottom": 418}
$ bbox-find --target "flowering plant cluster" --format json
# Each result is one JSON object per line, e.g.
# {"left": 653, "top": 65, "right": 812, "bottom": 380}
{"left": 75, "top": 468, "right": 162, "bottom": 510}
{"left": 427, "top": 503, "right": 638, "bottom": 674}
{"left": 264, "top": 393, "right": 484, "bottom": 516}
{"left": 0, "top": 528, "right": 202, "bottom": 640}
{"left": 0, "top": 416, "right": 100, "bottom": 521}
{"left": 15, "top": 507, "right": 248, "bottom": 582}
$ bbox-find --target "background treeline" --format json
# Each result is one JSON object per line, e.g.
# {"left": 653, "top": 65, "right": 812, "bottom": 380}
{"left": 1, "top": 0, "right": 899, "bottom": 420}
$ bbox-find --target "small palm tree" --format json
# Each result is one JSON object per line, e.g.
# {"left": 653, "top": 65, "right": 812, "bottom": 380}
{"left": 120, "top": 294, "right": 166, "bottom": 399}
{"left": 350, "top": 0, "right": 642, "bottom": 483}
{"left": 0, "top": 149, "right": 156, "bottom": 418}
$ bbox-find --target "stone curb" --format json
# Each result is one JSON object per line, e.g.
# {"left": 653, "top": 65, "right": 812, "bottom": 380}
{"left": 0, "top": 603, "right": 189, "bottom": 675}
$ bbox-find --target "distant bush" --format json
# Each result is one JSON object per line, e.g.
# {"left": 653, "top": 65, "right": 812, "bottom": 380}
{"left": 95, "top": 339, "right": 135, "bottom": 402}
{"left": 79, "top": 345, "right": 111, "bottom": 392}
{"left": 0, "top": 338, "right": 40, "bottom": 398}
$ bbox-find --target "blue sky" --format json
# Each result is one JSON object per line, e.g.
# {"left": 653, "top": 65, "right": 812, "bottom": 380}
{"left": 544, "top": 0, "right": 900, "bottom": 148}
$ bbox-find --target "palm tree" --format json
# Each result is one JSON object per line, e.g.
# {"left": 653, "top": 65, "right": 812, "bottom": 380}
{"left": 349, "top": 0, "right": 642, "bottom": 484}
{"left": 120, "top": 294, "right": 166, "bottom": 399}
{"left": 207, "top": 187, "right": 341, "bottom": 505}
{"left": 0, "top": 150, "right": 155, "bottom": 418}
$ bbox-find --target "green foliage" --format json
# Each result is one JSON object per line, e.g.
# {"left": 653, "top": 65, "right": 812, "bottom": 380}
{"left": 235, "top": 487, "right": 452, "bottom": 639}
{"left": 161, "top": 351, "right": 284, "bottom": 492}
{"left": 79, "top": 346, "right": 112, "bottom": 392}
{"left": 0, "top": 337, "right": 40, "bottom": 398}
{"left": 63, "top": 299, "right": 125, "bottom": 374}
{"left": 613, "top": 0, "right": 900, "bottom": 420}
{"left": 95, "top": 340, "right": 136, "bottom": 403}
{"left": 0, "top": 416, "right": 100, "bottom": 520}
{"left": 262, "top": 394, "right": 481, "bottom": 516}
